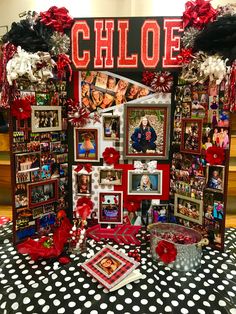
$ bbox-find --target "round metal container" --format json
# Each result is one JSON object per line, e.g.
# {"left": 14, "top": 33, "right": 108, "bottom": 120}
{"left": 148, "top": 223, "right": 203, "bottom": 271}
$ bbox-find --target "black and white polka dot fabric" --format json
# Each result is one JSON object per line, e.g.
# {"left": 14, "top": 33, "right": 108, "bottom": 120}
{"left": 0, "top": 224, "right": 236, "bottom": 313}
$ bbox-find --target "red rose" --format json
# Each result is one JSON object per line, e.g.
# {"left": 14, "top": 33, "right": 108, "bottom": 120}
{"left": 206, "top": 146, "right": 225, "bottom": 165}
{"left": 156, "top": 240, "right": 177, "bottom": 264}
{"left": 102, "top": 147, "right": 120, "bottom": 165}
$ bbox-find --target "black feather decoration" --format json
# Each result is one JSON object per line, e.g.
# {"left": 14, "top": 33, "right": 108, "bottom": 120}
{"left": 2, "top": 19, "right": 53, "bottom": 53}
{"left": 193, "top": 16, "right": 236, "bottom": 62}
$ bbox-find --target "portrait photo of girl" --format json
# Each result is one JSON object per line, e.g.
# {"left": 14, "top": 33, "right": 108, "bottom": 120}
{"left": 125, "top": 104, "right": 170, "bottom": 159}
{"left": 74, "top": 128, "right": 99, "bottom": 162}
{"left": 128, "top": 170, "right": 162, "bottom": 195}
{"left": 131, "top": 116, "right": 157, "bottom": 153}
{"left": 77, "top": 174, "right": 91, "bottom": 195}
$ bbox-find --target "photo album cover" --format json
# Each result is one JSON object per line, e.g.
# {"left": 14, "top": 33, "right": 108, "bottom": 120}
{"left": 81, "top": 245, "right": 142, "bottom": 292}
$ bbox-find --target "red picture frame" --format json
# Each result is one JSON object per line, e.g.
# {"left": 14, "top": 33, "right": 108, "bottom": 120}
{"left": 74, "top": 128, "right": 99, "bottom": 162}
{"left": 81, "top": 245, "right": 139, "bottom": 291}
{"left": 180, "top": 118, "right": 203, "bottom": 155}
{"left": 98, "top": 192, "right": 123, "bottom": 224}
{"left": 28, "top": 179, "right": 58, "bottom": 208}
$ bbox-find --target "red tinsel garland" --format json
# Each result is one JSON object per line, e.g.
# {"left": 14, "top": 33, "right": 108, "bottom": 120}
{"left": 229, "top": 61, "right": 236, "bottom": 112}
{"left": 177, "top": 48, "right": 194, "bottom": 65}
{"left": 56, "top": 53, "right": 72, "bottom": 81}
{"left": 0, "top": 43, "right": 17, "bottom": 108}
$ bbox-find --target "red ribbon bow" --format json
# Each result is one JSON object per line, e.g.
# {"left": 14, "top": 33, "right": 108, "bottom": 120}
{"left": 177, "top": 48, "right": 194, "bottom": 65}
{"left": 40, "top": 6, "right": 73, "bottom": 32}
{"left": 183, "top": 0, "right": 218, "bottom": 29}
{"left": 74, "top": 163, "right": 92, "bottom": 173}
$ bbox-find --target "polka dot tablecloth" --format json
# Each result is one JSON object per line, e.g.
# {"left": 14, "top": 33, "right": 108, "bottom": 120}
{"left": 0, "top": 224, "right": 236, "bottom": 314}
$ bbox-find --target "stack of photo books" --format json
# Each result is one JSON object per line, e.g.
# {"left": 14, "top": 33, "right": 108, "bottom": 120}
{"left": 81, "top": 245, "right": 144, "bottom": 292}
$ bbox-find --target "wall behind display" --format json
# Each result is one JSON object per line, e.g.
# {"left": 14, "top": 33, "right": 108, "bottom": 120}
{"left": 0, "top": 0, "right": 233, "bottom": 29}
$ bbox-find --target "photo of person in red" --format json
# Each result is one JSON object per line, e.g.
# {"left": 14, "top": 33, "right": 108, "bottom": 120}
{"left": 131, "top": 116, "right": 157, "bottom": 153}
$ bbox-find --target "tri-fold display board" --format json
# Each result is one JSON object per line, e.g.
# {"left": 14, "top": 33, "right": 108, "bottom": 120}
{"left": 11, "top": 16, "right": 229, "bottom": 250}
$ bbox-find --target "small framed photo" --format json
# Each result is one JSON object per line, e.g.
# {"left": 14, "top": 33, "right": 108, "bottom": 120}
{"left": 98, "top": 192, "right": 123, "bottom": 224}
{"left": 127, "top": 170, "right": 162, "bottom": 195}
{"left": 31, "top": 106, "right": 62, "bottom": 133}
{"left": 206, "top": 165, "right": 224, "bottom": 193}
{"left": 74, "top": 128, "right": 99, "bottom": 162}
{"left": 81, "top": 245, "right": 139, "bottom": 291}
{"left": 174, "top": 193, "right": 203, "bottom": 224}
{"left": 103, "top": 116, "right": 120, "bottom": 140}
{"left": 124, "top": 103, "right": 170, "bottom": 159}
{"left": 99, "top": 169, "right": 123, "bottom": 185}
{"left": 28, "top": 179, "right": 58, "bottom": 208}
{"left": 180, "top": 118, "right": 203, "bottom": 154}
{"left": 76, "top": 173, "right": 92, "bottom": 195}
{"left": 15, "top": 152, "right": 41, "bottom": 172}
{"left": 35, "top": 93, "right": 51, "bottom": 106}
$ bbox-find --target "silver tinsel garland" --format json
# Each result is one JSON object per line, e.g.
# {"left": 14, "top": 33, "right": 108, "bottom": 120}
{"left": 49, "top": 31, "right": 70, "bottom": 56}
{"left": 182, "top": 27, "right": 201, "bottom": 48}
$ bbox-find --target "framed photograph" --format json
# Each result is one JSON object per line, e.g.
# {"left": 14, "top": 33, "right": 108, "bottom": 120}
{"left": 206, "top": 165, "right": 225, "bottom": 193}
{"left": 127, "top": 170, "right": 162, "bottom": 195}
{"left": 152, "top": 204, "right": 169, "bottom": 223}
{"left": 180, "top": 118, "right": 203, "bottom": 155}
{"left": 31, "top": 106, "right": 62, "bottom": 133}
{"left": 74, "top": 128, "right": 99, "bottom": 162}
{"left": 15, "top": 152, "right": 40, "bottom": 172}
{"left": 35, "top": 93, "right": 51, "bottom": 106}
{"left": 28, "top": 179, "right": 58, "bottom": 208}
{"left": 81, "top": 245, "right": 139, "bottom": 291}
{"left": 76, "top": 173, "right": 92, "bottom": 195}
{"left": 174, "top": 193, "right": 203, "bottom": 224}
{"left": 99, "top": 169, "right": 123, "bottom": 185}
{"left": 124, "top": 103, "right": 170, "bottom": 159}
{"left": 103, "top": 116, "right": 120, "bottom": 141}
{"left": 98, "top": 192, "right": 123, "bottom": 224}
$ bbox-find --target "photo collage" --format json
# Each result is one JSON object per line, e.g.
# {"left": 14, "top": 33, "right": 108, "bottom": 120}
{"left": 171, "top": 81, "right": 230, "bottom": 249}
{"left": 12, "top": 80, "right": 69, "bottom": 242}
{"left": 74, "top": 72, "right": 172, "bottom": 230}
{"left": 80, "top": 71, "right": 153, "bottom": 112}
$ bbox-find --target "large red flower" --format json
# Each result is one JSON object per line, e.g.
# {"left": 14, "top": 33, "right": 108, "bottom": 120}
{"left": 206, "top": 146, "right": 225, "bottom": 165}
{"left": 124, "top": 197, "right": 141, "bottom": 212}
{"left": 76, "top": 197, "right": 93, "bottom": 211}
{"left": 156, "top": 240, "right": 177, "bottom": 264}
{"left": 11, "top": 98, "right": 32, "bottom": 120}
{"left": 102, "top": 147, "right": 120, "bottom": 164}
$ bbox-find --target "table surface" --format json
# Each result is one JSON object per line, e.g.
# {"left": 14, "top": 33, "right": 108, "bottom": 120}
{"left": 0, "top": 223, "right": 236, "bottom": 314}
